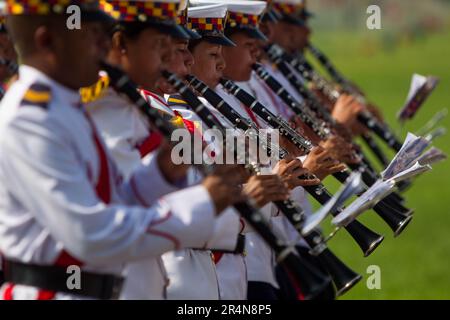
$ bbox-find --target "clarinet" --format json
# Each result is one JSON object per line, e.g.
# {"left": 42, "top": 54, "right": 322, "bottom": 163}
{"left": 182, "top": 74, "right": 309, "bottom": 232}
{"left": 264, "top": 47, "right": 339, "bottom": 129}
{"left": 267, "top": 44, "right": 403, "bottom": 152}
{"left": 306, "top": 43, "right": 397, "bottom": 166}
{"left": 251, "top": 62, "right": 413, "bottom": 234}
{"left": 219, "top": 77, "right": 385, "bottom": 257}
{"left": 306, "top": 43, "right": 350, "bottom": 89}
{"left": 184, "top": 74, "right": 362, "bottom": 296}
{"left": 102, "top": 62, "right": 333, "bottom": 299}
{"left": 162, "top": 67, "right": 336, "bottom": 297}
{"left": 263, "top": 47, "right": 406, "bottom": 189}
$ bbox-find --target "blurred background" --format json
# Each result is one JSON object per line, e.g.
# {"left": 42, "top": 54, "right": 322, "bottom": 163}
{"left": 306, "top": 0, "right": 450, "bottom": 299}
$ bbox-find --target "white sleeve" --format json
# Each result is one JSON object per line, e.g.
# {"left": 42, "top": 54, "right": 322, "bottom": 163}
{"left": 205, "top": 207, "right": 241, "bottom": 251}
{"left": 114, "top": 150, "right": 186, "bottom": 208}
{"left": 88, "top": 99, "right": 146, "bottom": 178}
{"left": 0, "top": 115, "right": 216, "bottom": 265}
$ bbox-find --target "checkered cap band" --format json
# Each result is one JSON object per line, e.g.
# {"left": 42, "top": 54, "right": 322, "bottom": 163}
{"left": 227, "top": 11, "right": 259, "bottom": 28}
{"left": 187, "top": 17, "right": 224, "bottom": 32}
{"left": 100, "top": 0, "right": 179, "bottom": 22}
{"left": 273, "top": 3, "right": 304, "bottom": 16}
{"left": 4, "top": 0, "right": 99, "bottom": 15}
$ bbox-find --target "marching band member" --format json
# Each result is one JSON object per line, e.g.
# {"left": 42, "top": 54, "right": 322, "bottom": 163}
{"left": 188, "top": 0, "right": 319, "bottom": 300}
{"left": 0, "top": 0, "right": 247, "bottom": 300}
{"left": 165, "top": 3, "right": 291, "bottom": 300}
{"left": 88, "top": 0, "right": 251, "bottom": 300}
{"left": 156, "top": 4, "right": 246, "bottom": 300}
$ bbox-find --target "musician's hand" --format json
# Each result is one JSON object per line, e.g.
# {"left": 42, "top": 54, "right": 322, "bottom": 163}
{"left": 203, "top": 164, "right": 249, "bottom": 214}
{"left": 309, "top": 84, "right": 334, "bottom": 110}
{"left": 288, "top": 116, "right": 305, "bottom": 136}
{"left": 157, "top": 141, "right": 190, "bottom": 184}
{"left": 332, "top": 122, "right": 353, "bottom": 142}
{"left": 243, "top": 175, "right": 290, "bottom": 208}
{"left": 279, "top": 136, "right": 307, "bottom": 158}
{"left": 320, "top": 135, "right": 361, "bottom": 165}
{"left": 332, "top": 94, "right": 364, "bottom": 127}
{"left": 302, "top": 146, "right": 347, "bottom": 180}
{"left": 273, "top": 157, "right": 321, "bottom": 189}
{"left": 350, "top": 120, "right": 370, "bottom": 137}
{"left": 288, "top": 116, "right": 321, "bottom": 145}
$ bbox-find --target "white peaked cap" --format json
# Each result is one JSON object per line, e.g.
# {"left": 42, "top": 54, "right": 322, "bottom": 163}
{"left": 189, "top": 0, "right": 267, "bottom": 16}
{"left": 273, "top": 0, "right": 304, "bottom": 4}
{"left": 188, "top": 3, "right": 228, "bottom": 19}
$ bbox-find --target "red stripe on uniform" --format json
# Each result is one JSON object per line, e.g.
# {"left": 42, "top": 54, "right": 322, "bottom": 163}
{"left": 54, "top": 250, "right": 83, "bottom": 267}
{"left": 148, "top": 210, "right": 172, "bottom": 227}
{"left": 137, "top": 131, "right": 163, "bottom": 158}
{"left": 37, "top": 290, "right": 56, "bottom": 300}
{"left": 212, "top": 252, "right": 224, "bottom": 264}
{"left": 3, "top": 283, "right": 15, "bottom": 300}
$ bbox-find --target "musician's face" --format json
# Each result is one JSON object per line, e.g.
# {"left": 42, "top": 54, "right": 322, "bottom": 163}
{"left": 169, "top": 39, "right": 194, "bottom": 77}
{"left": 223, "top": 32, "right": 258, "bottom": 82}
{"left": 117, "top": 28, "right": 172, "bottom": 92}
{"left": 272, "top": 21, "right": 297, "bottom": 54}
{"left": 191, "top": 42, "right": 225, "bottom": 88}
{"left": 54, "top": 20, "right": 111, "bottom": 88}
{"left": 156, "top": 38, "right": 193, "bottom": 94}
{"left": 293, "top": 24, "right": 311, "bottom": 52}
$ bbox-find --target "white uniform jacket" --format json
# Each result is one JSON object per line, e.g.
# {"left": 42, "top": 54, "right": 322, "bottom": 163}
{"left": 0, "top": 66, "right": 217, "bottom": 300}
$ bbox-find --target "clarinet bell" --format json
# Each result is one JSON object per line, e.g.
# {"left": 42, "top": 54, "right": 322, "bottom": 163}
{"left": 373, "top": 202, "right": 414, "bottom": 237}
{"left": 317, "top": 248, "right": 362, "bottom": 297}
{"left": 344, "top": 220, "right": 384, "bottom": 257}
{"left": 307, "top": 231, "right": 362, "bottom": 297}
{"left": 282, "top": 251, "right": 332, "bottom": 300}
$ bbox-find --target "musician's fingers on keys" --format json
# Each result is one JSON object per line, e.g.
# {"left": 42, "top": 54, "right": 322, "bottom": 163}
{"left": 202, "top": 167, "right": 247, "bottom": 214}
{"left": 332, "top": 94, "right": 364, "bottom": 125}
{"left": 244, "top": 175, "right": 290, "bottom": 208}
{"left": 272, "top": 159, "right": 318, "bottom": 188}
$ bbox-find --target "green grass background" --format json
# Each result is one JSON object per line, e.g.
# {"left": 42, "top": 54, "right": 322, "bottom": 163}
{"left": 305, "top": 12, "right": 450, "bottom": 299}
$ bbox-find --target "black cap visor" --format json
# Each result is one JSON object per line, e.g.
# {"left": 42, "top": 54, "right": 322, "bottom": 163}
{"left": 182, "top": 26, "right": 202, "bottom": 40}
{"left": 81, "top": 9, "right": 115, "bottom": 23}
{"left": 198, "top": 30, "right": 236, "bottom": 47}
{"left": 228, "top": 25, "right": 268, "bottom": 42}
{"left": 280, "top": 13, "right": 305, "bottom": 27}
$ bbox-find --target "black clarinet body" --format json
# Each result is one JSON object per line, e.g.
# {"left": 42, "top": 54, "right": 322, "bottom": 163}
{"left": 267, "top": 44, "right": 404, "bottom": 152}
{"left": 160, "top": 69, "right": 333, "bottom": 298}
{"left": 186, "top": 74, "right": 362, "bottom": 295}
{"left": 219, "top": 77, "right": 385, "bottom": 257}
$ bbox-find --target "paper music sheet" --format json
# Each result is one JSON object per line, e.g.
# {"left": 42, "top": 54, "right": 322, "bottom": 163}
{"left": 381, "top": 132, "right": 431, "bottom": 180}
{"left": 331, "top": 162, "right": 432, "bottom": 227}
{"left": 331, "top": 180, "right": 396, "bottom": 227}
{"left": 302, "top": 173, "right": 363, "bottom": 235}
{"left": 417, "top": 147, "right": 448, "bottom": 166}
{"left": 387, "top": 161, "right": 432, "bottom": 184}
{"left": 397, "top": 74, "right": 439, "bottom": 121}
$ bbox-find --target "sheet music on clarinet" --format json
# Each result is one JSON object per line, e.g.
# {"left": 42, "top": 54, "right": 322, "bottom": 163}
{"left": 397, "top": 74, "right": 439, "bottom": 122}
{"left": 332, "top": 133, "right": 437, "bottom": 227}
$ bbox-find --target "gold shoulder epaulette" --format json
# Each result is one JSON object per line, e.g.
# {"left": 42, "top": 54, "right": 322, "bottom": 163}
{"left": 20, "top": 83, "right": 52, "bottom": 109}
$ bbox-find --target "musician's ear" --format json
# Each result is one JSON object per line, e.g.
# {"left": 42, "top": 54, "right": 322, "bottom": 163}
{"left": 259, "top": 22, "right": 273, "bottom": 41}
{"left": 111, "top": 31, "right": 127, "bottom": 54}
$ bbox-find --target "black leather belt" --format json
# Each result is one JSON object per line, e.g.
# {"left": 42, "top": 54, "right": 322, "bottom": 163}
{"left": 192, "top": 234, "right": 246, "bottom": 255}
{"left": 3, "top": 259, "right": 123, "bottom": 300}
{"left": 212, "top": 234, "right": 246, "bottom": 255}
